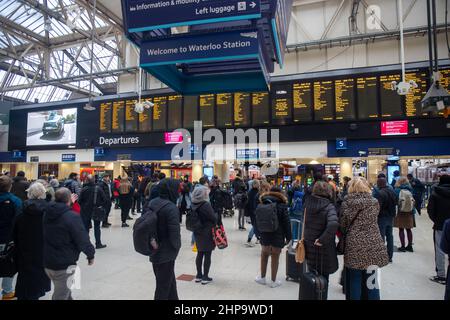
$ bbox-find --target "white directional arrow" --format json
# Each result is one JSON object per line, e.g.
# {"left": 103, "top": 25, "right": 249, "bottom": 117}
{"left": 250, "top": 1, "right": 257, "bottom": 9}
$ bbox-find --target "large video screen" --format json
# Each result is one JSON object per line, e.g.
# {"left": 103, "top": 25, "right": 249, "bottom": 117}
{"left": 26, "top": 108, "right": 77, "bottom": 146}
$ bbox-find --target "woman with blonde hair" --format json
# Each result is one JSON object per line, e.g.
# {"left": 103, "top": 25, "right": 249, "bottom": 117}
{"left": 340, "top": 177, "right": 389, "bottom": 300}
{"left": 119, "top": 177, "right": 134, "bottom": 227}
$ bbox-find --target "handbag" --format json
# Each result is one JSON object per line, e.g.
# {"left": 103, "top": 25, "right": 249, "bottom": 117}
{"left": 92, "top": 186, "right": 106, "bottom": 222}
{"left": 337, "top": 209, "right": 363, "bottom": 255}
{"left": 0, "top": 242, "right": 17, "bottom": 277}
{"left": 212, "top": 225, "right": 228, "bottom": 249}
{"left": 295, "top": 208, "right": 306, "bottom": 263}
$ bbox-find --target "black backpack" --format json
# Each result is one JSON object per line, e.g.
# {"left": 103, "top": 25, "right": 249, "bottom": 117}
{"left": 255, "top": 200, "right": 279, "bottom": 233}
{"left": 186, "top": 203, "right": 204, "bottom": 233}
{"left": 234, "top": 192, "right": 248, "bottom": 209}
{"left": 133, "top": 200, "right": 170, "bottom": 256}
{"left": 0, "top": 200, "right": 16, "bottom": 244}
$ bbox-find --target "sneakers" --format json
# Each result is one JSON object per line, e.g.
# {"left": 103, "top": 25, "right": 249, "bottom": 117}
{"left": 255, "top": 239, "right": 260, "bottom": 245}
{"left": 201, "top": 277, "right": 213, "bottom": 285}
{"left": 255, "top": 276, "right": 266, "bottom": 286}
{"left": 96, "top": 244, "right": 107, "bottom": 249}
{"left": 122, "top": 223, "right": 129, "bottom": 228}
{"left": 2, "top": 292, "right": 15, "bottom": 300}
{"left": 195, "top": 275, "right": 203, "bottom": 283}
{"left": 398, "top": 246, "right": 406, "bottom": 252}
{"left": 268, "top": 280, "right": 282, "bottom": 288}
{"left": 126, "top": 216, "right": 133, "bottom": 220}
{"left": 429, "top": 276, "right": 446, "bottom": 285}
{"left": 245, "top": 241, "right": 255, "bottom": 247}
{"left": 405, "top": 245, "right": 414, "bottom": 252}
{"left": 101, "top": 223, "right": 111, "bottom": 228}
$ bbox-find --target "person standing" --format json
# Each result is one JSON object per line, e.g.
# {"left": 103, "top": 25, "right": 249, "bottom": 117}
{"left": 148, "top": 179, "right": 181, "bottom": 300}
{"left": 119, "top": 177, "right": 134, "bottom": 227}
{"left": 0, "top": 175, "right": 23, "bottom": 300}
{"left": 131, "top": 176, "right": 142, "bottom": 215}
{"left": 255, "top": 187, "right": 292, "bottom": 288}
{"left": 78, "top": 175, "right": 108, "bottom": 249}
{"left": 64, "top": 172, "right": 82, "bottom": 196}
{"left": 13, "top": 182, "right": 51, "bottom": 300}
{"left": 43, "top": 188, "right": 95, "bottom": 300}
{"left": 191, "top": 186, "right": 218, "bottom": 284}
{"left": 303, "top": 181, "right": 339, "bottom": 300}
{"left": 234, "top": 184, "right": 248, "bottom": 231}
{"left": 113, "top": 176, "right": 121, "bottom": 209}
{"left": 245, "top": 180, "right": 260, "bottom": 247}
{"left": 11, "top": 171, "right": 30, "bottom": 202}
{"left": 98, "top": 174, "right": 113, "bottom": 228}
{"left": 440, "top": 218, "right": 450, "bottom": 300}
{"left": 394, "top": 177, "right": 416, "bottom": 252}
{"left": 209, "top": 178, "right": 223, "bottom": 227}
{"left": 373, "top": 177, "right": 397, "bottom": 263}
{"left": 340, "top": 177, "right": 389, "bottom": 300}
{"left": 427, "top": 175, "right": 450, "bottom": 285}
{"left": 408, "top": 174, "right": 426, "bottom": 214}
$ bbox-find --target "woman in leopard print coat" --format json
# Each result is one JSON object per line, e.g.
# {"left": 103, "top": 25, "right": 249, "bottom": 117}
{"left": 340, "top": 177, "right": 389, "bottom": 300}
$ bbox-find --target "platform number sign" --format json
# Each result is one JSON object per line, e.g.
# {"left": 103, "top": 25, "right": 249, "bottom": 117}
{"left": 336, "top": 138, "right": 347, "bottom": 150}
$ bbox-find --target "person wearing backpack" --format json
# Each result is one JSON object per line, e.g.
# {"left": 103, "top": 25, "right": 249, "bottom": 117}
{"left": 255, "top": 187, "right": 292, "bottom": 288}
{"left": 190, "top": 186, "right": 218, "bottom": 285}
{"left": 234, "top": 185, "right": 248, "bottom": 231}
{"left": 245, "top": 180, "right": 261, "bottom": 247}
{"left": 63, "top": 172, "right": 82, "bottom": 196}
{"left": 408, "top": 174, "right": 426, "bottom": 214}
{"left": 0, "top": 175, "right": 23, "bottom": 300}
{"left": 373, "top": 177, "right": 397, "bottom": 263}
{"left": 146, "top": 178, "right": 181, "bottom": 300}
{"left": 427, "top": 175, "right": 450, "bottom": 285}
{"left": 394, "top": 177, "right": 416, "bottom": 253}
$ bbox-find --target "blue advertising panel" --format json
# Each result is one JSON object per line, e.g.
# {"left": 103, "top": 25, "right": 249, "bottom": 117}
{"left": 61, "top": 154, "right": 76, "bottom": 162}
{"left": 140, "top": 30, "right": 259, "bottom": 67}
{"left": 125, "top": 0, "right": 261, "bottom": 32}
{"left": 236, "top": 149, "right": 259, "bottom": 160}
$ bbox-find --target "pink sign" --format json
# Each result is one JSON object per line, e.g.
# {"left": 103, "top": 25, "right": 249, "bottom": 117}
{"left": 165, "top": 132, "right": 183, "bottom": 144}
{"left": 381, "top": 120, "right": 408, "bottom": 136}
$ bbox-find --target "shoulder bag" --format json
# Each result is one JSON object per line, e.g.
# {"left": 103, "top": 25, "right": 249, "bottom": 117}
{"left": 295, "top": 208, "right": 307, "bottom": 263}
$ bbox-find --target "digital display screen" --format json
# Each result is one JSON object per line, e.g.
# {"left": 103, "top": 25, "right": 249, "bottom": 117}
{"left": 99, "top": 102, "right": 112, "bottom": 133}
{"left": 313, "top": 80, "right": 334, "bottom": 121}
{"left": 183, "top": 95, "right": 198, "bottom": 129}
{"left": 138, "top": 97, "right": 152, "bottom": 132}
{"left": 440, "top": 68, "right": 450, "bottom": 91}
{"left": 381, "top": 120, "right": 408, "bottom": 136}
{"left": 199, "top": 94, "right": 215, "bottom": 127}
{"left": 152, "top": 96, "right": 167, "bottom": 131}
{"left": 293, "top": 82, "right": 312, "bottom": 122}
{"left": 234, "top": 93, "right": 251, "bottom": 127}
{"left": 405, "top": 71, "right": 428, "bottom": 117}
{"left": 252, "top": 92, "right": 270, "bottom": 125}
{"left": 357, "top": 76, "right": 378, "bottom": 119}
{"left": 125, "top": 99, "right": 138, "bottom": 132}
{"left": 387, "top": 165, "right": 400, "bottom": 187}
{"left": 216, "top": 93, "right": 233, "bottom": 127}
{"left": 335, "top": 78, "right": 355, "bottom": 120}
{"left": 271, "top": 83, "right": 292, "bottom": 125}
{"left": 167, "top": 95, "right": 182, "bottom": 130}
{"left": 26, "top": 108, "right": 77, "bottom": 146}
{"left": 380, "top": 74, "right": 403, "bottom": 118}
{"left": 112, "top": 100, "right": 125, "bottom": 133}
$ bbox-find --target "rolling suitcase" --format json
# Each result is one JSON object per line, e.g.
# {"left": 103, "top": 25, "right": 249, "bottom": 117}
{"left": 299, "top": 248, "right": 328, "bottom": 300}
{"left": 286, "top": 219, "right": 304, "bottom": 282}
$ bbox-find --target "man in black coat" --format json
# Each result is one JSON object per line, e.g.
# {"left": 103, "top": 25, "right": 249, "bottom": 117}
{"left": 147, "top": 178, "right": 181, "bottom": 300}
{"left": 10, "top": 171, "right": 30, "bottom": 202}
{"left": 440, "top": 218, "right": 450, "bottom": 300}
{"left": 428, "top": 175, "right": 450, "bottom": 285}
{"left": 43, "top": 188, "right": 95, "bottom": 300}
{"left": 78, "top": 175, "right": 108, "bottom": 249}
{"left": 408, "top": 174, "right": 426, "bottom": 214}
{"left": 98, "top": 174, "right": 113, "bottom": 228}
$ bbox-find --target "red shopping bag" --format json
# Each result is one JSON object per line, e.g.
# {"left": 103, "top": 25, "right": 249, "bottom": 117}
{"left": 212, "top": 225, "right": 228, "bottom": 250}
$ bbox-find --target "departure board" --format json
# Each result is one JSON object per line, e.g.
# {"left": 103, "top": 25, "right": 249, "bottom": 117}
{"left": 167, "top": 95, "right": 182, "bottom": 130}
{"left": 152, "top": 96, "right": 167, "bottom": 131}
{"left": 199, "top": 94, "right": 215, "bottom": 127}
{"left": 380, "top": 74, "right": 403, "bottom": 117}
{"left": 293, "top": 82, "right": 312, "bottom": 122}
{"left": 234, "top": 93, "right": 251, "bottom": 127}
{"left": 125, "top": 100, "right": 138, "bottom": 132}
{"left": 216, "top": 93, "right": 233, "bottom": 127}
{"left": 112, "top": 100, "right": 125, "bottom": 133}
{"left": 138, "top": 97, "right": 152, "bottom": 132}
{"left": 357, "top": 76, "right": 378, "bottom": 119}
{"left": 271, "top": 84, "right": 292, "bottom": 125}
{"left": 440, "top": 68, "right": 450, "bottom": 91}
{"left": 252, "top": 92, "right": 270, "bottom": 125}
{"left": 183, "top": 95, "right": 198, "bottom": 128}
{"left": 405, "top": 71, "right": 428, "bottom": 117}
{"left": 335, "top": 78, "right": 355, "bottom": 120}
{"left": 99, "top": 102, "right": 112, "bottom": 133}
{"left": 313, "top": 80, "right": 334, "bottom": 121}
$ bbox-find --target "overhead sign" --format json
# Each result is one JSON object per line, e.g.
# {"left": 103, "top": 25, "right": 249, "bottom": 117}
{"left": 62, "top": 154, "right": 76, "bottom": 162}
{"left": 125, "top": 0, "right": 261, "bottom": 32}
{"left": 336, "top": 138, "right": 347, "bottom": 150}
{"left": 140, "top": 30, "right": 259, "bottom": 67}
{"left": 236, "top": 149, "right": 259, "bottom": 160}
{"left": 12, "top": 151, "right": 24, "bottom": 159}
{"left": 165, "top": 132, "right": 184, "bottom": 144}
{"left": 381, "top": 120, "right": 408, "bottom": 136}
{"left": 30, "top": 156, "right": 39, "bottom": 163}
{"left": 117, "top": 154, "right": 132, "bottom": 161}
{"left": 95, "top": 148, "right": 105, "bottom": 156}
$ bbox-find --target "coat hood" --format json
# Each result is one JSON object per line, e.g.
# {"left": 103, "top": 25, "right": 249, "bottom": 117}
{"left": 23, "top": 199, "right": 48, "bottom": 216}
{"left": 435, "top": 184, "right": 450, "bottom": 198}
{"left": 158, "top": 178, "right": 180, "bottom": 204}
{"left": 260, "top": 191, "right": 288, "bottom": 204}
{"left": 13, "top": 176, "right": 26, "bottom": 183}
{"left": 44, "top": 202, "right": 72, "bottom": 221}
{"left": 305, "top": 195, "right": 331, "bottom": 214}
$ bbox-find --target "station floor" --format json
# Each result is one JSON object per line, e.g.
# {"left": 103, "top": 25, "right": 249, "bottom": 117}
{"left": 37, "top": 208, "right": 445, "bottom": 300}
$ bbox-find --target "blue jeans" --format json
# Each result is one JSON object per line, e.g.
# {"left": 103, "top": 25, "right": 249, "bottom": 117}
{"left": 378, "top": 216, "right": 394, "bottom": 260}
{"left": 345, "top": 267, "right": 381, "bottom": 300}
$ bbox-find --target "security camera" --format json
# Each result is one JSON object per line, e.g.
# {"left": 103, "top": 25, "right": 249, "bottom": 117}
{"left": 135, "top": 101, "right": 154, "bottom": 114}
{"left": 391, "top": 80, "right": 417, "bottom": 96}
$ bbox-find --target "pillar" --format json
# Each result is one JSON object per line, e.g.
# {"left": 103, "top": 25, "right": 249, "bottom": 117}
{"left": 340, "top": 158, "right": 352, "bottom": 182}
{"left": 192, "top": 161, "right": 203, "bottom": 182}
{"left": 113, "top": 162, "right": 122, "bottom": 179}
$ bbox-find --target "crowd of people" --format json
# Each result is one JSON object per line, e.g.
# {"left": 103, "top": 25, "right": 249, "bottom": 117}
{"left": 0, "top": 169, "right": 449, "bottom": 301}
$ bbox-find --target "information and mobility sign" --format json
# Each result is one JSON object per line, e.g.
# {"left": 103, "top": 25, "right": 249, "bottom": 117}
{"left": 381, "top": 120, "right": 408, "bottom": 136}
{"left": 140, "top": 30, "right": 259, "bottom": 66}
{"left": 236, "top": 149, "right": 259, "bottom": 160}
{"left": 125, "top": 0, "right": 261, "bottom": 32}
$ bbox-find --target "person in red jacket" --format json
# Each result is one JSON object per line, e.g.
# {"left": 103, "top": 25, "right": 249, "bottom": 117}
{"left": 113, "top": 176, "right": 121, "bottom": 209}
